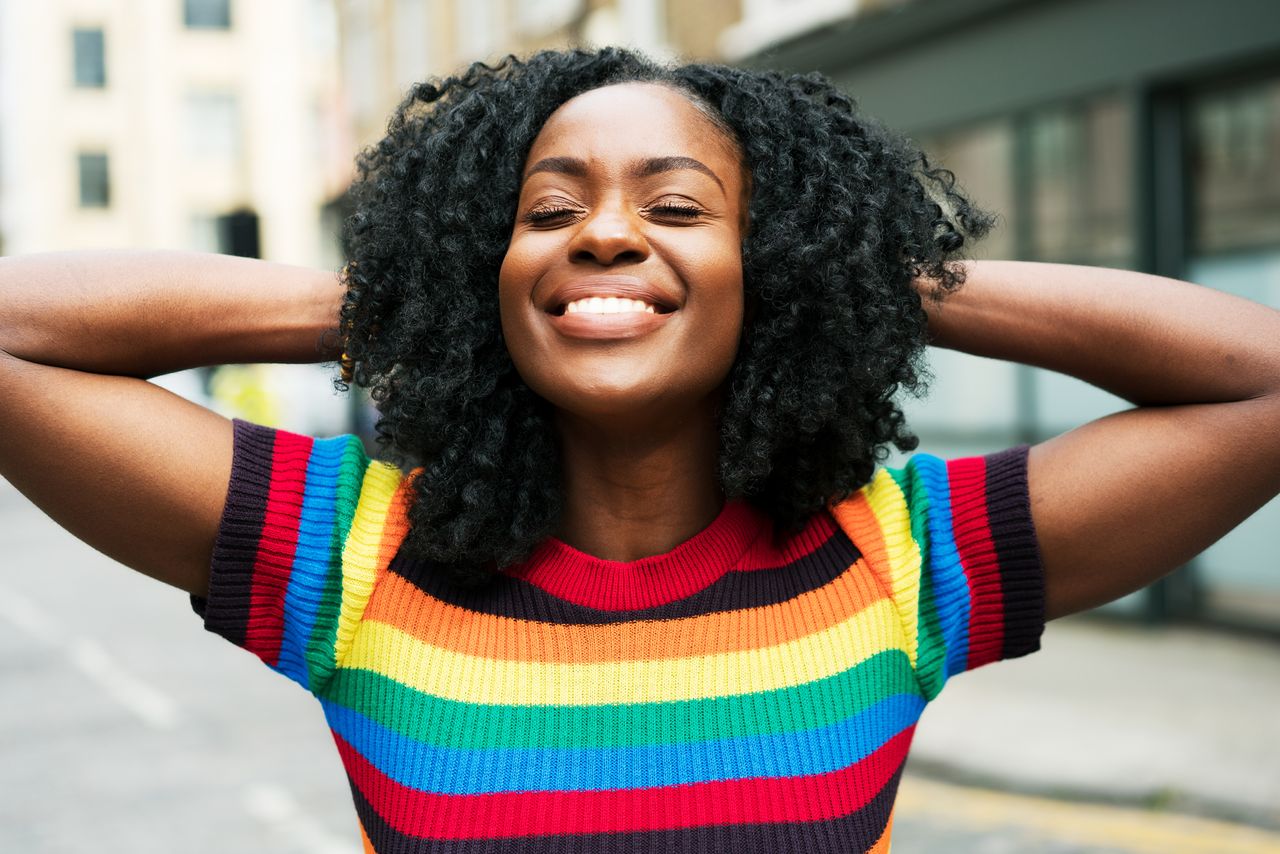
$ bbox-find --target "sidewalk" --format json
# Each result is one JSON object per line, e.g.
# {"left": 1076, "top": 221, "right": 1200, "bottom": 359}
{"left": 904, "top": 613, "right": 1280, "bottom": 829}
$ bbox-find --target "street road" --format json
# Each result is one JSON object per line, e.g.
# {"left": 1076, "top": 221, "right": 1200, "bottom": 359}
{"left": 3, "top": 478, "right": 1278, "bottom": 853}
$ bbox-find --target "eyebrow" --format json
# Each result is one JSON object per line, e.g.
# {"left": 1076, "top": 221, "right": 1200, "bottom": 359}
{"left": 524, "top": 155, "right": 725, "bottom": 192}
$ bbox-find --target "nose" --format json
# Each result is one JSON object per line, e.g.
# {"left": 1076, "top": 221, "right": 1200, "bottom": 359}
{"left": 567, "top": 200, "right": 650, "bottom": 266}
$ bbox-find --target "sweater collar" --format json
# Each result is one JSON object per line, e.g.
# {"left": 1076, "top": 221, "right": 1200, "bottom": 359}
{"left": 501, "top": 499, "right": 770, "bottom": 611}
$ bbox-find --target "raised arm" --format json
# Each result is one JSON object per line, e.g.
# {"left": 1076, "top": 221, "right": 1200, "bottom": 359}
{"left": 0, "top": 250, "right": 344, "bottom": 595}
{"left": 918, "top": 261, "right": 1280, "bottom": 620}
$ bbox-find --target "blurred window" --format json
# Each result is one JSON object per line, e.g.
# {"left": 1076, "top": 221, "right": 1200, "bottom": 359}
{"left": 78, "top": 152, "right": 110, "bottom": 208}
{"left": 221, "top": 209, "right": 261, "bottom": 258}
{"left": 898, "top": 121, "right": 1022, "bottom": 445}
{"left": 910, "top": 109, "right": 1131, "bottom": 451}
{"left": 185, "top": 91, "right": 240, "bottom": 162}
{"left": 184, "top": 0, "right": 231, "bottom": 29}
{"left": 914, "top": 120, "right": 1016, "bottom": 260}
{"left": 1185, "top": 72, "right": 1280, "bottom": 629}
{"left": 1189, "top": 77, "right": 1280, "bottom": 253}
{"left": 1027, "top": 94, "right": 1133, "bottom": 267}
{"left": 73, "top": 27, "right": 106, "bottom": 88}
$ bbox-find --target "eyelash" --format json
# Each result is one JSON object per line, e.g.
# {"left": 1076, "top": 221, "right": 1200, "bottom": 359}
{"left": 523, "top": 204, "right": 703, "bottom": 224}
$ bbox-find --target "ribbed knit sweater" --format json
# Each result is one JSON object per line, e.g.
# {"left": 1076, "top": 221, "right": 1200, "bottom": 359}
{"left": 192, "top": 418, "right": 1045, "bottom": 853}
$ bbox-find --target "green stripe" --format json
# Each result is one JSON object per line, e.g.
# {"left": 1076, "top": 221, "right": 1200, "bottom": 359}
{"left": 317, "top": 648, "right": 919, "bottom": 750}
{"left": 888, "top": 462, "right": 947, "bottom": 701}
{"left": 304, "top": 435, "right": 370, "bottom": 689}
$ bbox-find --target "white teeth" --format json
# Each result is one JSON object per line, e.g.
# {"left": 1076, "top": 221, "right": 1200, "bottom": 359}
{"left": 563, "top": 297, "right": 659, "bottom": 314}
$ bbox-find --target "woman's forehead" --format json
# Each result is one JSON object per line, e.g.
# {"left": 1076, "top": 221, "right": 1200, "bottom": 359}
{"left": 524, "top": 83, "right": 740, "bottom": 175}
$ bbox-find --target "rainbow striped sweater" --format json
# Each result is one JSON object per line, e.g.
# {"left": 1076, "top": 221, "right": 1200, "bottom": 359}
{"left": 193, "top": 418, "right": 1044, "bottom": 853}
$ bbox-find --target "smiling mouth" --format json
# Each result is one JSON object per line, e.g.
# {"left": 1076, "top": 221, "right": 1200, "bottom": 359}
{"left": 550, "top": 299, "right": 680, "bottom": 316}
{"left": 544, "top": 300, "right": 676, "bottom": 340}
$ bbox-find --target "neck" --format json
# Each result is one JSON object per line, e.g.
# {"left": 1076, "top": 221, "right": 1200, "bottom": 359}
{"left": 553, "top": 400, "right": 724, "bottom": 562}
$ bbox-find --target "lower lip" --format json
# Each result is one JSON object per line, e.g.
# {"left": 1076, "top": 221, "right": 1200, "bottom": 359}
{"left": 545, "top": 309, "right": 675, "bottom": 340}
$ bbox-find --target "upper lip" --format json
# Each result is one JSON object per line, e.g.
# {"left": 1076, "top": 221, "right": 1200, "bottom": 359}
{"left": 542, "top": 275, "right": 679, "bottom": 315}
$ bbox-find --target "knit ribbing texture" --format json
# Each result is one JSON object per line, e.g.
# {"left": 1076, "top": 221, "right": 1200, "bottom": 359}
{"left": 191, "top": 418, "right": 1045, "bottom": 853}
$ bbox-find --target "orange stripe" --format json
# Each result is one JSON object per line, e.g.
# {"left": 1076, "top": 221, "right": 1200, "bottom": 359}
{"left": 828, "top": 493, "right": 896, "bottom": 606}
{"left": 360, "top": 820, "right": 376, "bottom": 853}
{"left": 363, "top": 553, "right": 890, "bottom": 663}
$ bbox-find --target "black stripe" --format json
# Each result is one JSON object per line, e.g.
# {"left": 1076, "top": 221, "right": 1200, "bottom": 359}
{"left": 983, "top": 444, "right": 1046, "bottom": 661}
{"left": 190, "top": 419, "right": 277, "bottom": 648}
{"left": 386, "top": 521, "right": 863, "bottom": 626}
{"left": 347, "top": 762, "right": 904, "bottom": 854}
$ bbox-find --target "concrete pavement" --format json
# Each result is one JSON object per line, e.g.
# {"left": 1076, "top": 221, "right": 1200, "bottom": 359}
{"left": 905, "top": 612, "right": 1280, "bottom": 831}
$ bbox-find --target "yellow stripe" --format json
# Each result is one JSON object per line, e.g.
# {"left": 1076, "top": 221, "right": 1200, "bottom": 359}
{"left": 859, "top": 469, "right": 924, "bottom": 669}
{"left": 334, "top": 460, "right": 405, "bottom": 669}
{"left": 343, "top": 598, "right": 903, "bottom": 705}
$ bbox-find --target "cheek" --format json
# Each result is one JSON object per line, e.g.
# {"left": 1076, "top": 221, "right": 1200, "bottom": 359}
{"left": 687, "top": 238, "right": 744, "bottom": 314}
{"left": 497, "top": 240, "right": 530, "bottom": 309}
{"left": 682, "top": 251, "right": 745, "bottom": 380}
{"left": 497, "top": 238, "right": 542, "bottom": 336}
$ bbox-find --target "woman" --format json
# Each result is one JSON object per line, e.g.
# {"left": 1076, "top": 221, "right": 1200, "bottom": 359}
{"left": 1, "top": 47, "right": 1277, "bottom": 852}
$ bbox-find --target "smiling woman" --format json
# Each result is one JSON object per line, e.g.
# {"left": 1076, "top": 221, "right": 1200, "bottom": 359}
{"left": 339, "top": 48, "right": 988, "bottom": 585}
{"left": 1, "top": 44, "right": 1277, "bottom": 854}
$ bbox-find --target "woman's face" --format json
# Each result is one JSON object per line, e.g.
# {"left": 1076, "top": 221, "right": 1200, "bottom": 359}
{"left": 498, "top": 82, "right": 750, "bottom": 426}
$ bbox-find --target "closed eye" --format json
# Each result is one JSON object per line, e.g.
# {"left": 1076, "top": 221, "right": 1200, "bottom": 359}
{"left": 649, "top": 204, "right": 703, "bottom": 219}
{"left": 523, "top": 206, "right": 579, "bottom": 224}
{"left": 520, "top": 203, "right": 705, "bottom": 226}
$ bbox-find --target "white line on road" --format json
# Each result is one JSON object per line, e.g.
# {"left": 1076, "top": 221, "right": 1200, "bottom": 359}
{"left": 243, "top": 782, "right": 358, "bottom": 854}
{"left": 0, "top": 582, "right": 62, "bottom": 644}
{"left": 0, "top": 581, "right": 181, "bottom": 730}
{"left": 67, "top": 637, "right": 181, "bottom": 730}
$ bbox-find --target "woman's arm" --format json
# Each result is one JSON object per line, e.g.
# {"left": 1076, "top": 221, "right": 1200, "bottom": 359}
{"left": 1, "top": 249, "right": 342, "bottom": 376}
{"left": 918, "top": 260, "right": 1280, "bottom": 620}
{"left": 0, "top": 250, "right": 345, "bottom": 595}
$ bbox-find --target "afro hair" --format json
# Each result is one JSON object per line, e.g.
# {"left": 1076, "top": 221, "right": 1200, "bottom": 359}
{"left": 337, "top": 46, "right": 996, "bottom": 588}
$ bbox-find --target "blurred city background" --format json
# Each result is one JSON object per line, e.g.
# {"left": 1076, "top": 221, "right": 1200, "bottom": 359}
{"left": 1, "top": 0, "right": 1278, "bottom": 851}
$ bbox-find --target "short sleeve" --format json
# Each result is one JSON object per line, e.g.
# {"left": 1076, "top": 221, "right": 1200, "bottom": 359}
{"left": 829, "top": 445, "right": 1045, "bottom": 702}
{"left": 190, "top": 418, "right": 412, "bottom": 694}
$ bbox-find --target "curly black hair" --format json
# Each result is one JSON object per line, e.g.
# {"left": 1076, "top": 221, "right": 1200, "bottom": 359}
{"left": 337, "top": 46, "right": 996, "bottom": 588}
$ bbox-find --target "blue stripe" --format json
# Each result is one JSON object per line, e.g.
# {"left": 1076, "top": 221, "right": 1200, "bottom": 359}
{"left": 273, "top": 435, "right": 357, "bottom": 690}
{"left": 911, "top": 454, "right": 972, "bottom": 684}
{"left": 319, "top": 691, "right": 926, "bottom": 795}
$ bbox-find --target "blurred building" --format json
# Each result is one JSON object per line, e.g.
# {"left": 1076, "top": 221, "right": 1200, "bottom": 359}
{"left": 739, "top": 0, "right": 1280, "bottom": 631}
{"left": 336, "top": 0, "right": 745, "bottom": 150}
{"left": 0, "top": 0, "right": 356, "bottom": 435}
{"left": 335, "top": 0, "right": 920, "bottom": 149}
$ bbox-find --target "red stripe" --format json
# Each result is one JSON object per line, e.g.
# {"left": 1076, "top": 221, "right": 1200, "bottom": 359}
{"left": 244, "top": 430, "right": 314, "bottom": 666}
{"left": 333, "top": 725, "right": 916, "bottom": 841}
{"left": 946, "top": 456, "right": 1005, "bottom": 670}
{"left": 736, "top": 509, "right": 838, "bottom": 570}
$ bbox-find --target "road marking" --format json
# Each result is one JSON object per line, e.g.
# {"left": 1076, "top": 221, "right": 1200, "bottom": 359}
{"left": 243, "top": 782, "right": 358, "bottom": 854}
{"left": 67, "top": 637, "right": 181, "bottom": 730}
{"left": 0, "top": 582, "right": 182, "bottom": 730}
{"left": 0, "top": 582, "right": 61, "bottom": 644}
{"left": 898, "top": 775, "right": 1280, "bottom": 853}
